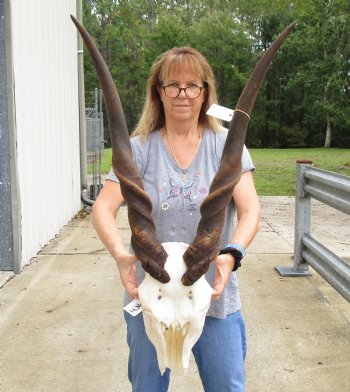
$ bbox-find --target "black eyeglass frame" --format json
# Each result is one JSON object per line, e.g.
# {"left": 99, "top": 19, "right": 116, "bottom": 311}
{"left": 161, "top": 84, "right": 205, "bottom": 99}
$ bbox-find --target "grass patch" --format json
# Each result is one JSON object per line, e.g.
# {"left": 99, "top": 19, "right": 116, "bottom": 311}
{"left": 88, "top": 149, "right": 113, "bottom": 174}
{"left": 93, "top": 147, "right": 349, "bottom": 196}
{"left": 250, "top": 148, "right": 350, "bottom": 195}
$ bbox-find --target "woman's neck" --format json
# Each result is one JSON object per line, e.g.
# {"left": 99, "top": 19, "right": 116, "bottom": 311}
{"left": 161, "top": 123, "right": 203, "bottom": 171}
{"left": 162, "top": 120, "right": 202, "bottom": 140}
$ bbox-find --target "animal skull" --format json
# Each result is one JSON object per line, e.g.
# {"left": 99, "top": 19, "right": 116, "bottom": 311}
{"left": 138, "top": 242, "right": 212, "bottom": 374}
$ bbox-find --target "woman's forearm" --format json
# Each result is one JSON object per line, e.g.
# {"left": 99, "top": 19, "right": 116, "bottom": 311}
{"left": 91, "top": 181, "right": 128, "bottom": 262}
{"left": 230, "top": 207, "right": 261, "bottom": 249}
{"left": 92, "top": 183, "right": 139, "bottom": 297}
{"left": 92, "top": 205, "right": 127, "bottom": 261}
{"left": 230, "top": 171, "right": 261, "bottom": 249}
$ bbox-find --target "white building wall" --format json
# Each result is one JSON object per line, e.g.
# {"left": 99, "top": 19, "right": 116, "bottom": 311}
{"left": 10, "top": 0, "right": 81, "bottom": 268}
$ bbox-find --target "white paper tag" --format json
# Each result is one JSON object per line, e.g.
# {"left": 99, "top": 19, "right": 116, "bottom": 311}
{"left": 124, "top": 298, "right": 143, "bottom": 316}
{"left": 206, "top": 104, "right": 234, "bottom": 122}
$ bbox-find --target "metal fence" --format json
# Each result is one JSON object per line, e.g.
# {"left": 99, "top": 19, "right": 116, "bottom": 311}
{"left": 276, "top": 160, "right": 350, "bottom": 302}
{"left": 83, "top": 88, "right": 104, "bottom": 204}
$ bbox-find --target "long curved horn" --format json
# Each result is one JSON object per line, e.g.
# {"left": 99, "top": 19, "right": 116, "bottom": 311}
{"left": 182, "top": 21, "right": 297, "bottom": 286}
{"left": 71, "top": 15, "right": 170, "bottom": 283}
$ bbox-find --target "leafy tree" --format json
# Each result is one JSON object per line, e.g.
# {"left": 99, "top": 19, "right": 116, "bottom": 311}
{"left": 189, "top": 11, "right": 253, "bottom": 110}
{"left": 280, "top": 0, "right": 350, "bottom": 147}
{"left": 81, "top": 0, "right": 350, "bottom": 148}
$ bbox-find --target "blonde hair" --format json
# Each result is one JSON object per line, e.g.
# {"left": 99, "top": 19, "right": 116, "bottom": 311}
{"left": 132, "top": 47, "right": 222, "bottom": 139}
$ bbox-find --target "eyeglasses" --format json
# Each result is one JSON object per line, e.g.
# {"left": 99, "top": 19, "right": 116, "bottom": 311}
{"left": 161, "top": 83, "right": 204, "bottom": 99}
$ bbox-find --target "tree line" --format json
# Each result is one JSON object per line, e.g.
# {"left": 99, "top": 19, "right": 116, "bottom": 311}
{"left": 82, "top": 0, "right": 350, "bottom": 148}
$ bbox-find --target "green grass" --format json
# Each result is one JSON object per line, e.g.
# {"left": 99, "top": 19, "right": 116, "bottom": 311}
{"left": 88, "top": 149, "right": 113, "bottom": 174}
{"left": 93, "top": 147, "right": 350, "bottom": 196}
{"left": 250, "top": 148, "right": 350, "bottom": 195}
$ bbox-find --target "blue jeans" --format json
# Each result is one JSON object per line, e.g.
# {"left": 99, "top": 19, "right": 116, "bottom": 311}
{"left": 124, "top": 310, "right": 246, "bottom": 392}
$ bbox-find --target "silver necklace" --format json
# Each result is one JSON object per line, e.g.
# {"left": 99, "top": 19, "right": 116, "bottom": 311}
{"left": 165, "top": 131, "right": 202, "bottom": 172}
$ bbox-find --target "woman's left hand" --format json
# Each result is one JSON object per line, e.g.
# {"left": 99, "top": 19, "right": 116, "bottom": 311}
{"left": 212, "top": 253, "right": 235, "bottom": 300}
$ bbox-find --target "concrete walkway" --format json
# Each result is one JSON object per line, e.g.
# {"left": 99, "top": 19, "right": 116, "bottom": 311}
{"left": 1, "top": 197, "right": 349, "bottom": 392}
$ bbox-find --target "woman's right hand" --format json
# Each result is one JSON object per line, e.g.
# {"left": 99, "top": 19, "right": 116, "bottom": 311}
{"left": 115, "top": 253, "right": 139, "bottom": 299}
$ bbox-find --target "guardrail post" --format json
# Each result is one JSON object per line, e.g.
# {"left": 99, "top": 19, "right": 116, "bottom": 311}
{"left": 276, "top": 160, "right": 313, "bottom": 276}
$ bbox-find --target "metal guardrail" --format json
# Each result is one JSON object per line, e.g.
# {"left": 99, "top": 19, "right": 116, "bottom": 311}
{"left": 276, "top": 160, "right": 350, "bottom": 302}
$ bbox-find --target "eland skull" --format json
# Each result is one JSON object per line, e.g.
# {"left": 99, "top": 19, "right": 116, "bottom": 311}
{"left": 138, "top": 242, "right": 212, "bottom": 374}
{"left": 71, "top": 15, "right": 296, "bottom": 373}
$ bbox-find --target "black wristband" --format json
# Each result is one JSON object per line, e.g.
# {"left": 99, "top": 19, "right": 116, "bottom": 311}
{"left": 219, "top": 244, "right": 245, "bottom": 271}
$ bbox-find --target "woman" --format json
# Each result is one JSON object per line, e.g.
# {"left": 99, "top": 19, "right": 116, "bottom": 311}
{"left": 92, "top": 47, "right": 261, "bottom": 391}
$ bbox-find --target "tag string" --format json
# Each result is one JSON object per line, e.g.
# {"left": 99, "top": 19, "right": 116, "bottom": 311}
{"left": 234, "top": 109, "right": 250, "bottom": 119}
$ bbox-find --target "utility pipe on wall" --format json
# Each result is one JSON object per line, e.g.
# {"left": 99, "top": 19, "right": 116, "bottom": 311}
{"left": 76, "top": 0, "right": 87, "bottom": 191}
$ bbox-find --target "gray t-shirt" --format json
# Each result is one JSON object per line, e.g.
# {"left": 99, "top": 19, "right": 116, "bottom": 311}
{"left": 107, "top": 128, "right": 255, "bottom": 318}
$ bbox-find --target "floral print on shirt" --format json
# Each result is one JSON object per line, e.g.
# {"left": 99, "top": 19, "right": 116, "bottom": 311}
{"left": 160, "top": 170, "right": 208, "bottom": 215}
